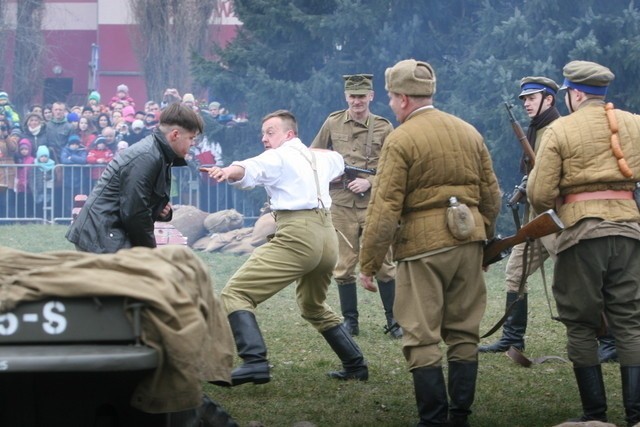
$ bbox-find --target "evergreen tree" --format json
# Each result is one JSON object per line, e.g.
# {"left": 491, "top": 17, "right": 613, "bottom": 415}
{"left": 192, "top": 0, "right": 640, "bottom": 233}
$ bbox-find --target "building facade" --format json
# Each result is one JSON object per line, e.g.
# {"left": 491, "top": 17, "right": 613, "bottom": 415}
{"left": 3, "top": 0, "right": 240, "bottom": 108}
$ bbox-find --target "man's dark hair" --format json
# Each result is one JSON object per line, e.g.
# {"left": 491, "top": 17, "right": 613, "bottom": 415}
{"left": 159, "top": 102, "right": 204, "bottom": 134}
{"left": 262, "top": 109, "right": 298, "bottom": 135}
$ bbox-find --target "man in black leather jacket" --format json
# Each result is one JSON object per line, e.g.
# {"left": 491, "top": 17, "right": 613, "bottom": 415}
{"left": 66, "top": 103, "right": 203, "bottom": 253}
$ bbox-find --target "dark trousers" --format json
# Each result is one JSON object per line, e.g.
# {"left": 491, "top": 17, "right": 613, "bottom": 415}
{"left": 554, "top": 236, "right": 640, "bottom": 367}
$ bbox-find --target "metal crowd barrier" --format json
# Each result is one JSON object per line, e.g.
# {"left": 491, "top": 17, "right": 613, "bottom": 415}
{"left": 0, "top": 164, "right": 264, "bottom": 225}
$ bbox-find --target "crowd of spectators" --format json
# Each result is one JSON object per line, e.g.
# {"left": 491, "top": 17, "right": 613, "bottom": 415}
{"left": 0, "top": 84, "right": 247, "bottom": 221}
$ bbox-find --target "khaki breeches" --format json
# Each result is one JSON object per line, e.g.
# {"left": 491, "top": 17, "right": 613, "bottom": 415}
{"left": 221, "top": 209, "right": 342, "bottom": 332}
{"left": 331, "top": 203, "right": 396, "bottom": 284}
{"left": 394, "top": 242, "right": 486, "bottom": 370}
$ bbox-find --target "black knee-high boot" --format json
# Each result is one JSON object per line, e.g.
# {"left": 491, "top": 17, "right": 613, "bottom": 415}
{"left": 337, "top": 283, "right": 359, "bottom": 336}
{"left": 412, "top": 366, "right": 448, "bottom": 426}
{"left": 321, "top": 323, "right": 368, "bottom": 380}
{"left": 621, "top": 365, "right": 640, "bottom": 427}
{"left": 448, "top": 361, "right": 478, "bottom": 427}
{"left": 227, "top": 310, "right": 270, "bottom": 386}
{"left": 478, "top": 292, "right": 527, "bottom": 353}
{"left": 568, "top": 365, "right": 608, "bottom": 422}
{"left": 378, "top": 279, "right": 403, "bottom": 339}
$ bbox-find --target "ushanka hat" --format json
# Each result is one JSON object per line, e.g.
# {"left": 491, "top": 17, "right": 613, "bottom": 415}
{"left": 385, "top": 59, "right": 436, "bottom": 96}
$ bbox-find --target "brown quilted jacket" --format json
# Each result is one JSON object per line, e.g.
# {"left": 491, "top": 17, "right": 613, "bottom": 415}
{"left": 360, "top": 107, "right": 501, "bottom": 275}
{"left": 528, "top": 100, "right": 640, "bottom": 228}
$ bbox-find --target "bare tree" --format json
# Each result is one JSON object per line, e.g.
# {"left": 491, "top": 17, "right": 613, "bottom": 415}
{"left": 0, "top": 0, "right": 9, "bottom": 90}
{"left": 13, "top": 0, "right": 45, "bottom": 115}
{"left": 129, "top": 0, "right": 218, "bottom": 102}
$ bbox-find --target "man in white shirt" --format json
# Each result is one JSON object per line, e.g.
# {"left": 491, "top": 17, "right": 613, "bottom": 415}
{"left": 201, "top": 110, "right": 368, "bottom": 387}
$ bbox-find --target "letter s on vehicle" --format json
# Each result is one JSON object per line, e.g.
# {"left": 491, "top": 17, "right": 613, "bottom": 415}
{"left": 43, "top": 301, "right": 67, "bottom": 335}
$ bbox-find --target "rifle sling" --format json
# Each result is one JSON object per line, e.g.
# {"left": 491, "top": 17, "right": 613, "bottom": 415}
{"left": 364, "top": 115, "right": 374, "bottom": 169}
{"left": 482, "top": 237, "right": 567, "bottom": 368}
{"left": 506, "top": 346, "right": 568, "bottom": 367}
{"left": 481, "top": 238, "right": 533, "bottom": 339}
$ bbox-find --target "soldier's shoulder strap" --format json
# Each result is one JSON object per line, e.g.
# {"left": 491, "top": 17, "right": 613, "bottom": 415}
{"left": 327, "top": 109, "right": 347, "bottom": 119}
{"left": 371, "top": 113, "right": 392, "bottom": 126}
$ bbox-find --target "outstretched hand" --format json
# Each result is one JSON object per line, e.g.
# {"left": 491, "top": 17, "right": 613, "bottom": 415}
{"left": 200, "top": 166, "right": 229, "bottom": 183}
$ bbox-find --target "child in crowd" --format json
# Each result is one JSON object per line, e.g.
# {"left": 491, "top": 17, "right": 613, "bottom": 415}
{"left": 78, "top": 116, "right": 98, "bottom": 148}
{"left": 86, "top": 137, "right": 114, "bottom": 181}
{"left": 87, "top": 91, "right": 101, "bottom": 108}
{"left": 60, "top": 134, "right": 87, "bottom": 166}
{"left": 110, "top": 83, "right": 135, "bottom": 108}
{"left": 60, "top": 134, "right": 88, "bottom": 216}
{"left": 14, "top": 138, "right": 35, "bottom": 217}
{"left": 67, "top": 112, "right": 80, "bottom": 130}
{"left": 0, "top": 91, "right": 20, "bottom": 126}
{"left": 33, "top": 145, "right": 55, "bottom": 219}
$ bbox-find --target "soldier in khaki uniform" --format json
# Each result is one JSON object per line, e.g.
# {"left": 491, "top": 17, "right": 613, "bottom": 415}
{"left": 479, "top": 77, "right": 561, "bottom": 353}
{"left": 311, "top": 74, "right": 401, "bottom": 338}
{"left": 529, "top": 60, "right": 640, "bottom": 426}
{"left": 480, "top": 76, "right": 618, "bottom": 362}
{"left": 359, "top": 59, "right": 501, "bottom": 426}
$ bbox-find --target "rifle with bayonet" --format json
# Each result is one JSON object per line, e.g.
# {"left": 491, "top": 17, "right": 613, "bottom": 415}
{"left": 483, "top": 209, "right": 564, "bottom": 267}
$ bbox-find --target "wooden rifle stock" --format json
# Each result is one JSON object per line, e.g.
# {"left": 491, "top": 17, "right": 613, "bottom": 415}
{"left": 505, "top": 102, "right": 536, "bottom": 171}
{"left": 483, "top": 209, "right": 564, "bottom": 267}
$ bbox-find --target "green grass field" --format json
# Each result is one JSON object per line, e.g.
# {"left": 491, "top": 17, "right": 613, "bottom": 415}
{"left": 0, "top": 224, "right": 628, "bottom": 427}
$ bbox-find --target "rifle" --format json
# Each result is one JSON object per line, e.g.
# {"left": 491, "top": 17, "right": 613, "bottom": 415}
{"left": 506, "top": 175, "right": 528, "bottom": 229}
{"left": 505, "top": 102, "right": 536, "bottom": 172}
{"left": 483, "top": 209, "right": 564, "bottom": 267}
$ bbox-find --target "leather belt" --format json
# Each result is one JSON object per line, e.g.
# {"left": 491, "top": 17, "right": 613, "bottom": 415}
{"left": 329, "top": 181, "right": 347, "bottom": 191}
{"left": 564, "top": 190, "right": 633, "bottom": 204}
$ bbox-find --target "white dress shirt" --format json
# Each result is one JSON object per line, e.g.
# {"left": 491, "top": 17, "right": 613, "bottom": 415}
{"left": 230, "top": 138, "right": 345, "bottom": 210}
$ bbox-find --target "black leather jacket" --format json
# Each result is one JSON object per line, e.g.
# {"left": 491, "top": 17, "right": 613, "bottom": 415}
{"left": 66, "top": 129, "right": 185, "bottom": 253}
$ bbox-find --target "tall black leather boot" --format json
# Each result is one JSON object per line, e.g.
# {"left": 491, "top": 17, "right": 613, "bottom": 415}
{"left": 478, "top": 292, "right": 527, "bottom": 353}
{"left": 448, "top": 361, "right": 478, "bottom": 427}
{"left": 568, "top": 365, "right": 608, "bottom": 422}
{"left": 598, "top": 331, "right": 618, "bottom": 363}
{"left": 412, "top": 366, "right": 448, "bottom": 426}
{"left": 378, "top": 279, "right": 403, "bottom": 339}
{"left": 321, "top": 323, "right": 368, "bottom": 381}
{"left": 227, "top": 310, "right": 270, "bottom": 386}
{"left": 338, "top": 283, "right": 359, "bottom": 336}
{"left": 621, "top": 365, "right": 640, "bottom": 427}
